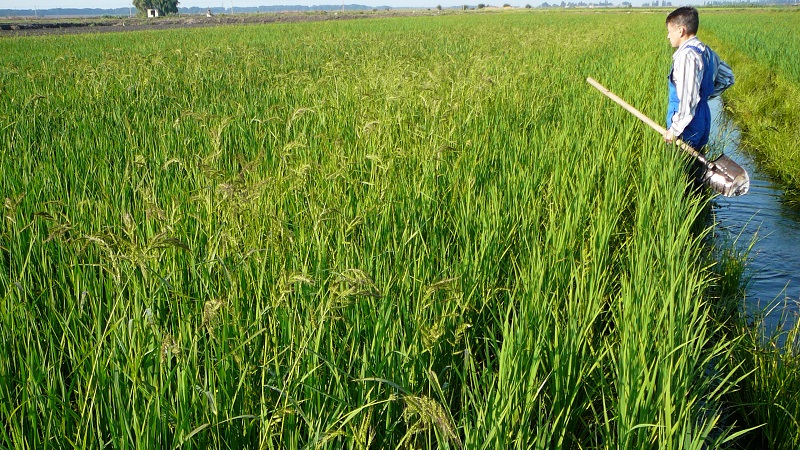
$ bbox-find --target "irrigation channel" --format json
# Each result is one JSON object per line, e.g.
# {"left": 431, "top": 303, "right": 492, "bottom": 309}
{"left": 708, "top": 97, "right": 800, "bottom": 337}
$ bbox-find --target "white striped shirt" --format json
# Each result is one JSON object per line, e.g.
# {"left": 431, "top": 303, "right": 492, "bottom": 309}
{"left": 668, "top": 36, "right": 735, "bottom": 137}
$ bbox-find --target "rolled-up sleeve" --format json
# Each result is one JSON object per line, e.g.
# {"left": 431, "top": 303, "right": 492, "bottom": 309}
{"left": 712, "top": 58, "right": 735, "bottom": 98}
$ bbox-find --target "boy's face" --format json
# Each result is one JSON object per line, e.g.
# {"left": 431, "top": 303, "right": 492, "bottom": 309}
{"left": 666, "top": 23, "right": 685, "bottom": 49}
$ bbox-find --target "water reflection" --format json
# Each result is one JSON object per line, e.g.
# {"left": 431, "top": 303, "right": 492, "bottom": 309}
{"left": 708, "top": 97, "right": 800, "bottom": 335}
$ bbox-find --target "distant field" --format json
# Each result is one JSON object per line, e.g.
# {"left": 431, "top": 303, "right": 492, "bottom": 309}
{"left": 704, "top": 9, "right": 800, "bottom": 84}
{"left": 703, "top": 9, "right": 800, "bottom": 191}
{"left": 0, "top": 10, "right": 428, "bottom": 36}
{"left": 1, "top": 9, "right": 797, "bottom": 448}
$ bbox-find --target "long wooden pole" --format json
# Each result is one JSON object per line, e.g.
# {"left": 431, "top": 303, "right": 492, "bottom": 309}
{"left": 586, "top": 77, "right": 705, "bottom": 161}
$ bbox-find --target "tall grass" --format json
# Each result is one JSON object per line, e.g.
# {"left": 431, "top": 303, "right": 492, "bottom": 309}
{"left": 703, "top": 9, "right": 800, "bottom": 193}
{"left": 0, "top": 10, "right": 770, "bottom": 448}
{"left": 702, "top": 9, "right": 800, "bottom": 447}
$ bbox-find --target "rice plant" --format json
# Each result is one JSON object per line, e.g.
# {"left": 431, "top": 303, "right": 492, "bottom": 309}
{"left": 0, "top": 10, "right": 789, "bottom": 448}
{"left": 703, "top": 8, "right": 800, "bottom": 193}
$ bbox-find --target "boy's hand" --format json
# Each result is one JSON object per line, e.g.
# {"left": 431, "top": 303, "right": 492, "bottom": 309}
{"left": 664, "top": 130, "right": 675, "bottom": 144}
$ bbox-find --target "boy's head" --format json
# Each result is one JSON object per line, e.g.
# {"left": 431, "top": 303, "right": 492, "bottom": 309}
{"left": 666, "top": 6, "right": 698, "bottom": 48}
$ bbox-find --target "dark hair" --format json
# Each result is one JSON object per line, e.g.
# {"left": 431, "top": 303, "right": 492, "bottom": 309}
{"left": 666, "top": 6, "right": 699, "bottom": 35}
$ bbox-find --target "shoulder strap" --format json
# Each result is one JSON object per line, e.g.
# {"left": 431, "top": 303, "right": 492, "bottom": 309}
{"left": 684, "top": 45, "right": 704, "bottom": 56}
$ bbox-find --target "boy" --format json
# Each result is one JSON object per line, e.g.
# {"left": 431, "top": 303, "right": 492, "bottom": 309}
{"left": 664, "top": 6, "right": 735, "bottom": 150}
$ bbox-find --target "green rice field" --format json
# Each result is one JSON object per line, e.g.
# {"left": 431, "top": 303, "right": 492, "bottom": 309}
{"left": 1, "top": 8, "right": 798, "bottom": 448}
{"left": 704, "top": 9, "right": 800, "bottom": 192}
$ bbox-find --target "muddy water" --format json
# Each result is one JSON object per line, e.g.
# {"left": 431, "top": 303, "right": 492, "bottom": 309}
{"left": 708, "top": 97, "right": 800, "bottom": 336}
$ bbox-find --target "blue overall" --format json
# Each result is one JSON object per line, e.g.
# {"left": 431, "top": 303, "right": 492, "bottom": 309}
{"left": 667, "top": 45, "right": 716, "bottom": 149}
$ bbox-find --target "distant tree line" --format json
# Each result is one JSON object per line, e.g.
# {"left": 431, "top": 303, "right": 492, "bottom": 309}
{"left": 133, "top": 0, "right": 179, "bottom": 15}
{"left": 0, "top": 7, "right": 131, "bottom": 16}
{"left": 704, "top": 0, "right": 797, "bottom": 3}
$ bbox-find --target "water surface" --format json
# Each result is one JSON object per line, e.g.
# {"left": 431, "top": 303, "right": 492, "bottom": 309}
{"left": 708, "top": 98, "right": 800, "bottom": 335}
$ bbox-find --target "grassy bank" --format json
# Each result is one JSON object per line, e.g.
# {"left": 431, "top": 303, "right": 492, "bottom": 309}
{"left": 0, "top": 10, "right": 794, "bottom": 448}
{"left": 703, "top": 9, "right": 800, "bottom": 448}
{"left": 704, "top": 9, "right": 800, "bottom": 196}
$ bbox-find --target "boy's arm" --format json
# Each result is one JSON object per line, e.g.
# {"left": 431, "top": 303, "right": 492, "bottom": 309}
{"left": 711, "top": 58, "right": 735, "bottom": 98}
{"left": 668, "top": 51, "right": 704, "bottom": 139}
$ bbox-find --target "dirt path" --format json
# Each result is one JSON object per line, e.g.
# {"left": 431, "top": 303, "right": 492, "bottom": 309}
{"left": 0, "top": 10, "right": 435, "bottom": 37}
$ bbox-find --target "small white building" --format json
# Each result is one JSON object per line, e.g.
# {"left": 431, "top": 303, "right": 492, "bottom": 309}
{"left": 147, "top": 9, "right": 160, "bottom": 17}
